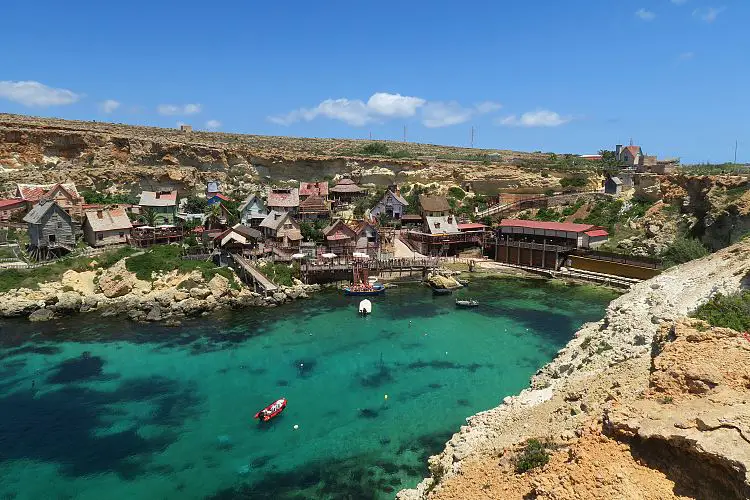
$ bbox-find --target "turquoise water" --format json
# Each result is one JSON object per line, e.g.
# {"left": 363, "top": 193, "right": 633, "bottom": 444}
{"left": 0, "top": 277, "right": 616, "bottom": 499}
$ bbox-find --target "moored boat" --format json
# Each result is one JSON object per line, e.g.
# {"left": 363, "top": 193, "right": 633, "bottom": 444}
{"left": 254, "top": 398, "right": 287, "bottom": 422}
{"left": 359, "top": 299, "right": 372, "bottom": 315}
{"left": 344, "top": 283, "right": 386, "bottom": 296}
{"left": 455, "top": 299, "right": 479, "bottom": 308}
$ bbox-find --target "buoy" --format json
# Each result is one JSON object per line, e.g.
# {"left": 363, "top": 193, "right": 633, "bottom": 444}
{"left": 293, "top": 424, "right": 299, "bottom": 430}
{"left": 384, "top": 394, "right": 388, "bottom": 400}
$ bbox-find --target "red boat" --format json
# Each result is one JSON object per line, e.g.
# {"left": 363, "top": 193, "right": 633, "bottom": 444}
{"left": 254, "top": 398, "right": 287, "bottom": 422}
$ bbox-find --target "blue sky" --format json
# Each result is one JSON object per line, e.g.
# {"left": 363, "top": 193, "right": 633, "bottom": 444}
{"left": 2, "top": 1, "right": 748, "bottom": 163}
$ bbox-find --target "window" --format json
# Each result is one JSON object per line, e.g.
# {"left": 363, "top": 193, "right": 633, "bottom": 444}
{"left": 119, "top": 232, "right": 125, "bottom": 238}
{"left": 57, "top": 222, "right": 62, "bottom": 228}
{"left": 97, "top": 233, "right": 104, "bottom": 241}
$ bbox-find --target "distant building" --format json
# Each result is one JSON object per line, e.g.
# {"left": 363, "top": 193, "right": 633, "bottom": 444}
{"left": 180, "top": 124, "right": 193, "bottom": 133}
{"left": 299, "top": 181, "right": 329, "bottom": 200}
{"left": 267, "top": 187, "right": 299, "bottom": 214}
{"left": 138, "top": 190, "right": 178, "bottom": 225}
{"left": 23, "top": 199, "right": 76, "bottom": 255}
{"left": 207, "top": 193, "right": 232, "bottom": 205}
{"left": 615, "top": 144, "right": 679, "bottom": 174}
{"left": 238, "top": 193, "right": 268, "bottom": 227}
{"left": 83, "top": 208, "right": 133, "bottom": 247}
{"left": 418, "top": 195, "right": 451, "bottom": 217}
{"left": 370, "top": 189, "right": 409, "bottom": 219}
{"left": 259, "top": 211, "right": 302, "bottom": 251}
{"left": 206, "top": 181, "right": 221, "bottom": 198}
{"left": 498, "top": 219, "right": 608, "bottom": 250}
{"left": 213, "top": 224, "right": 263, "bottom": 255}
{"left": 329, "top": 178, "right": 364, "bottom": 205}
{"left": 351, "top": 220, "right": 380, "bottom": 257}
{"left": 616, "top": 145, "right": 643, "bottom": 167}
{"left": 322, "top": 219, "right": 358, "bottom": 256}
{"left": 603, "top": 176, "right": 623, "bottom": 195}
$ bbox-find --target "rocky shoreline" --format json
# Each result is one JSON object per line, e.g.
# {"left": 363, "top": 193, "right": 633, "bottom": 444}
{"left": 0, "top": 259, "right": 319, "bottom": 324}
{"left": 398, "top": 240, "right": 750, "bottom": 499}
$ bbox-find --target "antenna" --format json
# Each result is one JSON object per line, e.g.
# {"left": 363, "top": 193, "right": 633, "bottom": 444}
{"left": 629, "top": 137, "right": 633, "bottom": 146}
{"left": 470, "top": 126, "right": 475, "bottom": 148}
{"left": 403, "top": 125, "right": 407, "bottom": 143}
{"left": 734, "top": 140, "right": 738, "bottom": 164}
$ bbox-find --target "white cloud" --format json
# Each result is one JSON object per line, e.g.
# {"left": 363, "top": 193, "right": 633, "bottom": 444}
{"left": 205, "top": 119, "right": 221, "bottom": 129}
{"left": 421, "top": 102, "right": 474, "bottom": 128}
{"left": 497, "top": 109, "right": 571, "bottom": 128}
{"left": 635, "top": 8, "right": 656, "bottom": 21}
{"left": 99, "top": 99, "right": 120, "bottom": 113}
{"left": 475, "top": 101, "right": 503, "bottom": 114}
{"left": 366, "top": 92, "right": 425, "bottom": 118}
{"left": 157, "top": 103, "right": 202, "bottom": 116}
{"left": 0, "top": 80, "right": 80, "bottom": 107}
{"left": 693, "top": 6, "right": 725, "bottom": 22}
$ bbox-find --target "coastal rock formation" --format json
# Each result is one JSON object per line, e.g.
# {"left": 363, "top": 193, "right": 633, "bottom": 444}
{"left": 0, "top": 259, "right": 320, "bottom": 322}
{"left": 398, "top": 240, "right": 750, "bottom": 500}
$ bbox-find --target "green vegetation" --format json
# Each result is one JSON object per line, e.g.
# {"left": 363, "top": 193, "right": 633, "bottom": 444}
{"left": 679, "top": 163, "right": 750, "bottom": 175}
{"left": 660, "top": 236, "right": 709, "bottom": 267}
{"left": 80, "top": 189, "right": 138, "bottom": 205}
{"left": 559, "top": 176, "right": 588, "bottom": 189}
{"left": 514, "top": 439, "right": 550, "bottom": 474}
{"left": 575, "top": 199, "right": 624, "bottom": 232}
{"left": 691, "top": 291, "right": 750, "bottom": 332}
{"left": 0, "top": 246, "right": 136, "bottom": 292}
{"left": 259, "top": 261, "right": 300, "bottom": 286}
{"left": 125, "top": 245, "right": 232, "bottom": 282}
{"left": 300, "top": 220, "right": 327, "bottom": 243}
{"left": 361, "top": 142, "right": 389, "bottom": 156}
{"left": 447, "top": 186, "right": 466, "bottom": 200}
{"left": 183, "top": 196, "right": 208, "bottom": 214}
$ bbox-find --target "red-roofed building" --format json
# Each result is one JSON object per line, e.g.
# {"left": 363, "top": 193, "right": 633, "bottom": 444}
{"left": 299, "top": 181, "right": 329, "bottom": 200}
{"left": 16, "top": 182, "right": 85, "bottom": 217}
{"left": 322, "top": 219, "right": 357, "bottom": 256}
{"left": 0, "top": 199, "right": 26, "bottom": 221}
{"left": 267, "top": 187, "right": 299, "bottom": 214}
{"left": 498, "top": 219, "right": 608, "bottom": 250}
{"left": 457, "top": 222, "right": 487, "bottom": 232}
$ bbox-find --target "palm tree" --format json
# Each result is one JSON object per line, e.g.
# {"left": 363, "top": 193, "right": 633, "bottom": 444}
{"left": 204, "top": 203, "right": 222, "bottom": 229}
{"left": 140, "top": 207, "right": 158, "bottom": 245}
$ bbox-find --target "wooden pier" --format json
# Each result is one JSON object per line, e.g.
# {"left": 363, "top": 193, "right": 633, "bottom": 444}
{"left": 301, "top": 257, "right": 438, "bottom": 284}
{"left": 232, "top": 255, "right": 278, "bottom": 294}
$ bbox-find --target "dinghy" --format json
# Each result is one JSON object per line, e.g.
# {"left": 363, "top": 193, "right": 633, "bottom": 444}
{"left": 254, "top": 398, "right": 287, "bottom": 422}
{"left": 359, "top": 299, "right": 372, "bottom": 315}
{"left": 455, "top": 299, "right": 479, "bottom": 308}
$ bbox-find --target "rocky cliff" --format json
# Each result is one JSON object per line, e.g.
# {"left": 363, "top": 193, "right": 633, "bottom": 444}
{"left": 0, "top": 113, "right": 561, "bottom": 196}
{"left": 398, "top": 239, "right": 750, "bottom": 500}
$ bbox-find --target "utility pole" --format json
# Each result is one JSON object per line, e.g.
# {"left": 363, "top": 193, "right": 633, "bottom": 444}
{"left": 470, "top": 126, "right": 475, "bottom": 148}
{"left": 734, "top": 140, "right": 738, "bottom": 164}
{"left": 403, "top": 125, "right": 407, "bottom": 143}
{"left": 369, "top": 131, "right": 372, "bottom": 140}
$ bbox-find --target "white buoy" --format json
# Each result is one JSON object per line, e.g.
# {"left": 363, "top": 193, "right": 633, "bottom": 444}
{"left": 384, "top": 394, "right": 388, "bottom": 400}
{"left": 293, "top": 424, "right": 299, "bottom": 430}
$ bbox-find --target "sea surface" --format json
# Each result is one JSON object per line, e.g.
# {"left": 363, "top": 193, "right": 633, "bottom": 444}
{"left": 0, "top": 277, "right": 617, "bottom": 500}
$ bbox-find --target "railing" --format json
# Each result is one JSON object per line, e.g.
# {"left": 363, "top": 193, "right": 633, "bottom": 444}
{"left": 477, "top": 191, "right": 613, "bottom": 218}
{"left": 573, "top": 249, "right": 663, "bottom": 269}
{"left": 490, "top": 239, "right": 575, "bottom": 253}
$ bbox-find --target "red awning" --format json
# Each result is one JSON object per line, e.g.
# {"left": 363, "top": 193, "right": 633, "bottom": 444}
{"left": 457, "top": 223, "right": 487, "bottom": 231}
{"left": 585, "top": 229, "right": 609, "bottom": 237}
{"left": 500, "top": 219, "right": 595, "bottom": 233}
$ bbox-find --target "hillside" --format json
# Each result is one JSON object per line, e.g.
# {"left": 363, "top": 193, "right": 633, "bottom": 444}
{"left": 0, "top": 113, "right": 588, "bottom": 196}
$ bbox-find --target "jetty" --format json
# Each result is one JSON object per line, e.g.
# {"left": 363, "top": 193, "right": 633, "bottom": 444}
{"left": 231, "top": 255, "right": 278, "bottom": 294}
{"left": 301, "top": 257, "right": 437, "bottom": 284}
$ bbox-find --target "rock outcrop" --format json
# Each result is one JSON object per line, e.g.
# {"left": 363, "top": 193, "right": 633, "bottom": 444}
{"left": 399, "top": 239, "right": 750, "bottom": 500}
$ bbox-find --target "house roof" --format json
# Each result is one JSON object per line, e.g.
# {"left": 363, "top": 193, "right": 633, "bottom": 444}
{"left": 351, "top": 220, "right": 377, "bottom": 235}
{"left": 139, "top": 190, "right": 178, "bottom": 207}
{"left": 0, "top": 198, "right": 25, "bottom": 209}
{"left": 457, "top": 223, "right": 487, "bottom": 231}
{"left": 17, "top": 182, "right": 80, "bottom": 202}
{"left": 207, "top": 181, "right": 220, "bottom": 193}
{"left": 400, "top": 214, "right": 423, "bottom": 222}
{"left": 84, "top": 208, "right": 133, "bottom": 232}
{"left": 500, "top": 219, "right": 597, "bottom": 233}
{"left": 260, "top": 210, "right": 293, "bottom": 231}
{"left": 323, "top": 219, "right": 357, "bottom": 239}
{"left": 299, "top": 194, "right": 329, "bottom": 213}
{"left": 425, "top": 215, "right": 460, "bottom": 234}
{"left": 379, "top": 189, "right": 408, "bottom": 207}
{"left": 214, "top": 224, "right": 262, "bottom": 246}
{"left": 623, "top": 145, "right": 642, "bottom": 157}
{"left": 419, "top": 195, "right": 451, "bottom": 213}
{"left": 608, "top": 177, "right": 623, "bottom": 185}
{"left": 585, "top": 229, "right": 609, "bottom": 238}
{"left": 330, "top": 178, "right": 364, "bottom": 193}
{"left": 238, "top": 193, "right": 265, "bottom": 213}
{"left": 23, "top": 199, "right": 71, "bottom": 225}
{"left": 299, "top": 181, "right": 329, "bottom": 197}
{"left": 232, "top": 224, "right": 263, "bottom": 240}
{"left": 267, "top": 187, "right": 299, "bottom": 208}
{"left": 208, "top": 193, "right": 232, "bottom": 201}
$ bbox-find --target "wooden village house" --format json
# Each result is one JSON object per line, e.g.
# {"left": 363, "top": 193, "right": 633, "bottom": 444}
{"left": 0, "top": 199, "right": 27, "bottom": 222}
{"left": 267, "top": 187, "right": 299, "bottom": 214}
{"left": 329, "top": 178, "right": 364, "bottom": 206}
{"left": 299, "top": 181, "right": 329, "bottom": 201}
{"left": 603, "top": 176, "right": 623, "bottom": 195}
{"left": 23, "top": 199, "right": 76, "bottom": 258}
{"left": 370, "top": 189, "right": 409, "bottom": 220}
{"left": 259, "top": 211, "right": 302, "bottom": 259}
{"left": 322, "top": 219, "right": 358, "bottom": 256}
{"left": 16, "top": 183, "right": 85, "bottom": 217}
{"left": 83, "top": 208, "right": 133, "bottom": 247}
{"left": 138, "top": 190, "right": 178, "bottom": 225}
{"left": 213, "top": 224, "right": 263, "bottom": 256}
{"left": 297, "top": 194, "right": 330, "bottom": 221}
{"left": 238, "top": 193, "right": 268, "bottom": 227}
{"left": 352, "top": 220, "right": 380, "bottom": 257}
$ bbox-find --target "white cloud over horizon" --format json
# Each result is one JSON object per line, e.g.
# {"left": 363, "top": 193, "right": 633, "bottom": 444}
{"left": 496, "top": 109, "right": 571, "bottom": 128}
{"left": 268, "top": 93, "right": 502, "bottom": 128}
{"left": 635, "top": 8, "right": 656, "bottom": 21}
{"left": 693, "top": 6, "right": 725, "bottom": 22}
{"left": 205, "top": 119, "right": 221, "bottom": 129}
{"left": 0, "top": 80, "right": 81, "bottom": 107}
{"left": 99, "top": 99, "right": 120, "bottom": 113}
{"left": 157, "top": 103, "right": 202, "bottom": 116}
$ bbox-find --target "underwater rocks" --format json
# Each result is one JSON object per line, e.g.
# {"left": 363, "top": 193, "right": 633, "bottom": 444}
{"left": 0, "top": 265, "right": 320, "bottom": 323}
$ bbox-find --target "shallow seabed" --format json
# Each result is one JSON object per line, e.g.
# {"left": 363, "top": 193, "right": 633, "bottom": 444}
{"left": 0, "top": 277, "right": 617, "bottom": 499}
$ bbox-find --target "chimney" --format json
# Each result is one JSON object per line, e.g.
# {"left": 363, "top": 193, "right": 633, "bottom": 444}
{"left": 155, "top": 192, "right": 161, "bottom": 199}
{"left": 615, "top": 145, "right": 622, "bottom": 160}
{"left": 448, "top": 215, "right": 453, "bottom": 224}
{"left": 97, "top": 210, "right": 103, "bottom": 219}
{"left": 274, "top": 213, "right": 280, "bottom": 220}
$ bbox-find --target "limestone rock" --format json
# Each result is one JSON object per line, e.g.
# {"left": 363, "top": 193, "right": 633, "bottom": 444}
{"left": 54, "top": 291, "right": 82, "bottom": 313}
{"left": 190, "top": 287, "right": 211, "bottom": 300}
{"left": 208, "top": 274, "right": 230, "bottom": 298}
{"left": 29, "top": 308, "right": 55, "bottom": 322}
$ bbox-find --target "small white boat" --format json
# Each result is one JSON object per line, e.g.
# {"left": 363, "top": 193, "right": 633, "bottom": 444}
{"left": 359, "top": 299, "right": 372, "bottom": 315}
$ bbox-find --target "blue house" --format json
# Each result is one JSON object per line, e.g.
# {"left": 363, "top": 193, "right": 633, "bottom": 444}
{"left": 207, "top": 193, "right": 231, "bottom": 206}
{"left": 238, "top": 193, "right": 268, "bottom": 227}
{"left": 370, "top": 189, "right": 409, "bottom": 220}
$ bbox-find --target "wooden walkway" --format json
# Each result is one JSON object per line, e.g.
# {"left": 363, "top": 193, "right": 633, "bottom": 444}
{"left": 232, "top": 255, "right": 278, "bottom": 293}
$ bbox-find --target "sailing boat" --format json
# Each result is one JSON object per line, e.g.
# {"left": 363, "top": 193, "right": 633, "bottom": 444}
{"left": 343, "top": 253, "right": 385, "bottom": 296}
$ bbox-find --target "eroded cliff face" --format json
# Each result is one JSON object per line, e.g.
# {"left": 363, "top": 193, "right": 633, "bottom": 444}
{"left": 0, "top": 113, "right": 559, "bottom": 196}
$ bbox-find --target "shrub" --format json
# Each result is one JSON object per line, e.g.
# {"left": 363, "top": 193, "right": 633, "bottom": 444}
{"left": 559, "top": 176, "right": 588, "bottom": 189}
{"left": 691, "top": 291, "right": 750, "bottom": 332}
{"left": 661, "top": 237, "right": 709, "bottom": 267}
{"left": 448, "top": 186, "right": 466, "bottom": 200}
{"left": 514, "top": 439, "right": 550, "bottom": 473}
{"left": 259, "top": 262, "right": 300, "bottom": 286}
{"left": 361, "top": 142, "right": 389, "bottom": 156}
